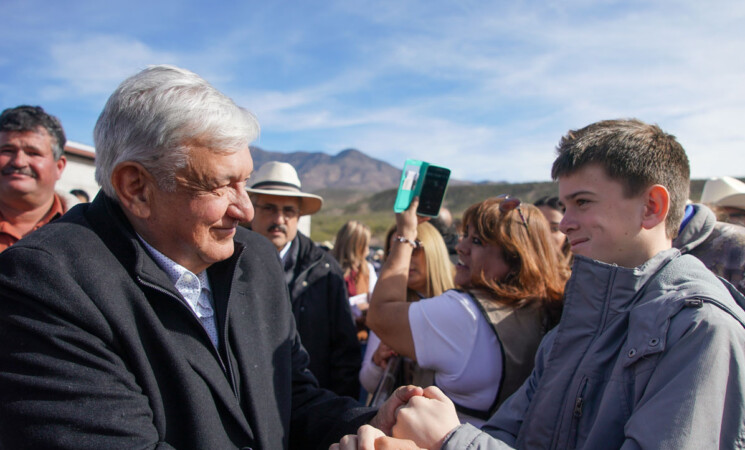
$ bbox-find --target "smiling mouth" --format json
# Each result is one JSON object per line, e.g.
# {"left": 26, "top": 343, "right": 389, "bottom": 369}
{"left": 213, "top": 222, "right": 238, "bottom": 235}
{"left": 569, "top": 237, "right": 589, "bottom": 247}
{"left": 1, "top": 168, "right": 36, "bottom": 178}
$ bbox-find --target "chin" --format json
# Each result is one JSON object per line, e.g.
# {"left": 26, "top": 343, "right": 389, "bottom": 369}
{"left": 454, "top": 275, "right": 469, "bottom": 287}
{"left": 207, "top": 243, "right": 236, "bottom": 263}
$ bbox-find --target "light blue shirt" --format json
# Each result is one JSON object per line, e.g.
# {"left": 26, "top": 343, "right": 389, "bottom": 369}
{"left": 279, "top": 240, "right": 292, "bottom": 262}
{"left": 138, "top": 237, "right": 219, "bottom": 348}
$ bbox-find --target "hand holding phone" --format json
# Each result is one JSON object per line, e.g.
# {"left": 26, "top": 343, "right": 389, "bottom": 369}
{"left": 393, "top": 159, "right": 451, "bottom": 217}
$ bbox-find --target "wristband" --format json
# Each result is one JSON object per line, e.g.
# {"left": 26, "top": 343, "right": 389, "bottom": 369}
{"left": 394, "top": 235, "right": 419, "bottom": 248}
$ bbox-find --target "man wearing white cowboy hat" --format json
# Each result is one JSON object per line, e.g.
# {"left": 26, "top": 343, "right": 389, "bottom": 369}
{"left": 246, "top": 161, "right": 361, "bottom": 398}
{"left": 700, "top": 176, "right": 745, "bottom": 227}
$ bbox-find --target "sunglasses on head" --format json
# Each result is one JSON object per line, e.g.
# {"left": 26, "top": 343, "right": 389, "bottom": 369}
{"left": 496, "top": 194, "right": 528, "bottom": 230}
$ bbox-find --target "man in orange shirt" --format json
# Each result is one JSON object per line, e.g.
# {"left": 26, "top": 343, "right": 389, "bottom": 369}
{"left": 0, "top": 105, "right": 70, "bottom": 251}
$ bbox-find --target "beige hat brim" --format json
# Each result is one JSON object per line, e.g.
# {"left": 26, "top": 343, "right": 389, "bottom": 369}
{"left": 715, "top": 193, "right": 745, "bottom": 210}
{"left": 246, "top": 187, "right": 323, "bottom": 216}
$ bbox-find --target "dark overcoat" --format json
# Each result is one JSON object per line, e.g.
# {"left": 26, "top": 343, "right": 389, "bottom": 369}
{"left": 288, "top": 232, "right": 361, "bottom": 398}
{"left": 0, "top": 193, "right": 373, "bottom": 449}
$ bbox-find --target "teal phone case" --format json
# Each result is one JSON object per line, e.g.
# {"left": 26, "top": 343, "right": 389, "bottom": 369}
{"left": 394, "top": 159, "right": 428, "bottom": 213}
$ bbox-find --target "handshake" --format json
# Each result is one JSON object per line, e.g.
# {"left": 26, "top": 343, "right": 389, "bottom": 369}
{"left": 330, "top": 385, "right": 462, "bottom": 450}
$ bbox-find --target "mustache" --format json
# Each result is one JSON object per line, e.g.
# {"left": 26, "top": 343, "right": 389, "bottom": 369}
{"left": 268, "top": 224, "right": 287, "bottom": 234}
{"left": 1, "top": 166, "right": 36, "bottom": 178}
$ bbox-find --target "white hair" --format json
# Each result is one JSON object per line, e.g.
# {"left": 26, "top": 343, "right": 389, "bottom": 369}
{"left": 94, "top": 65, "right": 260, "bottom": 197}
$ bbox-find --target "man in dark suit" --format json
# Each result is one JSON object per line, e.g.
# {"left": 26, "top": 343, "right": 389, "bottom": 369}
{"left": 0, "top": 65, "right": 413, "bottom": 450}
{"left": 247, "top": 161, "right": 361, "bottom": 398}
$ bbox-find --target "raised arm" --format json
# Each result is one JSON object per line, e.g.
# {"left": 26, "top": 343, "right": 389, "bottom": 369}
{"left": 367, "top": 199, "right": 423, "bottom": 360}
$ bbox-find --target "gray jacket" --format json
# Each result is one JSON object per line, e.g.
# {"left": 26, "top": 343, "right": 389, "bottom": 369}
{"left": 444, "top": 249, "right": 745, "bottom": 449}
{"left": 674, "top": 203, "right": 745, "bottom": 295}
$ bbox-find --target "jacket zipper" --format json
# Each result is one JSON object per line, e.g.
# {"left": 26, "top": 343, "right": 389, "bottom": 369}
{"left": 551, "top": 268, "right": 617, "bottom": 450}
{"left": 566, "top": 377, "right": 588, "bottom": 449}
{"left": 137, "top": 277, "right": 237, "bottom": 397}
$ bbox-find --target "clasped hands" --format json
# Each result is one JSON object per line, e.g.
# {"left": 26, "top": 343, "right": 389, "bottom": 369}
{"left": 330, "top": 385, "right": 461, "bottom": 450}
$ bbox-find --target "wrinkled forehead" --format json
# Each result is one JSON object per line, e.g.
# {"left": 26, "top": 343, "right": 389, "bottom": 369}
{"left": 252, "top": 193, "right": 301, "bottom": 208}
{"left": 180, "top": 145, "right": 253, "bottom": 184}
{"left": 0, "top": 126, "right": 53, "bottom": 144}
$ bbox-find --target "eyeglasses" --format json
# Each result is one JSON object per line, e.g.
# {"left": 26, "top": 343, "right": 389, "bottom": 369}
{"left": 254, "top": 203, "right": 300, "bottom": 219}
{"left": 496, "top": 194, "right": 528, "bottom": 230}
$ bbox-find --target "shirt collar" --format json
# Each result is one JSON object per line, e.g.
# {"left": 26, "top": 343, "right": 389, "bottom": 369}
{"left": 0, "top": 193, "right": 65, "bottom": 240}
{"left": 137, "top": 235, "right": 212, "bottom": 295}
{"left": 279, "top": 239, "right": 293, "bottom": 262}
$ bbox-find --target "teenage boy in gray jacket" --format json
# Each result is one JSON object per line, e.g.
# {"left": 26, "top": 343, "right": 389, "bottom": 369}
{"left": 332, "top": 119, "right": 745, "bottom": 450}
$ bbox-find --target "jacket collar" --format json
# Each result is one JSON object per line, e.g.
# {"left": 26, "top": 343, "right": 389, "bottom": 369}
{"left": 673, "top": 203, "right": 716, "bottom": 254}
{"left": 85, "top": 192, "right": 181, "bottom": 298}
{"left": 561, "top": 249, "right": 681, "bottom": 332}
{"left": 86, "top": 191, "right": 250, "bottom": 323}
{"left": 86, "top": 192, "right": 256, "bottom": 440}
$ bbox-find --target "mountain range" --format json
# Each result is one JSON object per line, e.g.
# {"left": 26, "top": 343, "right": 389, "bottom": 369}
{"left": 250, "top": 146, "right": 480, "bottom": 193}
{"left": 250, "top": 146, "right": 405, "bottom": 193}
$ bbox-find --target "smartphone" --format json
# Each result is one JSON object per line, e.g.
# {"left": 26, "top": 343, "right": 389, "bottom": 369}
{"left": 393, "top": 159, "right": 451, "bottom": 217}
{"left": 416, "top": 165, "right": 451, "bottom": 217}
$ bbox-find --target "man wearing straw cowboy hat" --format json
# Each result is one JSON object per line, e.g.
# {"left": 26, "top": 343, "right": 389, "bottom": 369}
{"left": 700, "top": 176, "right": 745, "bottom": 227}
{"left": 247, "top": 161, "right": 361, "bottom": 398}
{"left": 671, "top": 175, "right": 745, "bottom": 295}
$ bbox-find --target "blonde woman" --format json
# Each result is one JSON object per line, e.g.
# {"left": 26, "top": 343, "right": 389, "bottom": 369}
{"left": 333, "top": 220, "right": 376, "bottom": 298}
{"left": 359, "top": 222, "right": 454, "bottom": 394}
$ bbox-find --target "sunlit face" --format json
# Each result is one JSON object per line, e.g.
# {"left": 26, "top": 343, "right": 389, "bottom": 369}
{"left": 142, "top": 145, "right": 254, "bottom": 274}
{"left": 0, "top": 128, "right": 66, "bottom": 206}
{"left": 454, "top": 225, "right": 511, "bottom": 287}
{"left": 408, "top": 245, "right": 428, "bottom": 294}
{"left": 537, "top": 205, "right": 567, "bottom": 252}
{"left": 387, "top": 232, "right": 429, "bottom": 294}
{"left": 558, "top": 164, "right": 647, "bottom": 267}
{"left": 250, "top": 194, "right": 301, "bottom": 251}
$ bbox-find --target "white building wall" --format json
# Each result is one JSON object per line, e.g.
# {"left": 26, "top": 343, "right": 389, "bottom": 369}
{"left": 57, "top": 141, "right": 99, "bottom": 199}
{"left": 58, "top": 156, "right": 99, "bottom": 199}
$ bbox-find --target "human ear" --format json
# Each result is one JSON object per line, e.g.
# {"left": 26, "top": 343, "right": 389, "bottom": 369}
{"left": 111, "top": 162, "right": 154, "bottom": 219}
{"left": 641, "top": 184, "right": 669, "bottom": 230}
{"left": 55, "top": 155, "right": 67, "bottom": 177}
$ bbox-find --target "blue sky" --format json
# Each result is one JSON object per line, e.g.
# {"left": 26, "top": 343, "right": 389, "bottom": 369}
{"left": 2, "top": 0, "right": 744, "bottom": 183}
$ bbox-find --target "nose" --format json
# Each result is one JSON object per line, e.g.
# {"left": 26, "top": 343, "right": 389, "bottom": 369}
{"left": 228, "top": 188, "right": 254, "bottom": 223}
{"left": 10, "top": 149, "right": 29, "bottom": 167}
{"left": 559, "top": 210, "right": 575, "bottom": 235}
{"left": 455, "top": 237, "right": 467, "bottom": 256}
{"left": 273, "top": 209, "right": 287, "bottom": 224}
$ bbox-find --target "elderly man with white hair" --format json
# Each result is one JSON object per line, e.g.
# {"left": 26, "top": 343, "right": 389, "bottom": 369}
{"left": 0, "top": 65, "right": 414, "bottom": 450}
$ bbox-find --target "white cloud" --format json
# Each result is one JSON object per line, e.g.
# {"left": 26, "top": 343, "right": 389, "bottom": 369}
{"left": 242, "top": 0, "right": 745, "bottom": 180}
{"left": 41, "top": 35, "right": 178, "bottom": 99}
{"left": 3, "top": 0, "right": 744, "bottom": 182}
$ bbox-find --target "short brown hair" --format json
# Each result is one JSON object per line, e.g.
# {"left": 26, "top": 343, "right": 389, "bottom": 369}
{"left": 0, "top": 105, "right": 66, "bottom": 160}
{"left": 551, "top": 119, "right": 690, "bottom": 238}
